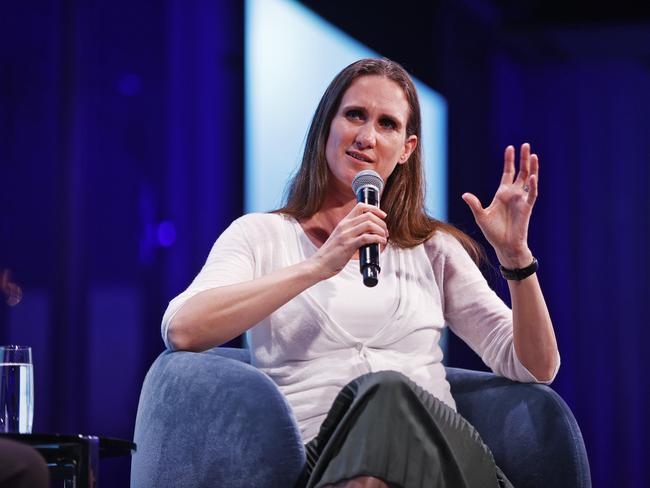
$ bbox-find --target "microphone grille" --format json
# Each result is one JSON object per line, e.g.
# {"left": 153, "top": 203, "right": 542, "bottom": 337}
{"left": 352, "top": 170, "right": 384, "bottom": 195}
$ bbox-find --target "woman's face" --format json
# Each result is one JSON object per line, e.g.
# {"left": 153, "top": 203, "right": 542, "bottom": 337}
{"left": 325, "top": 75, "right": 418, "bottom": 197}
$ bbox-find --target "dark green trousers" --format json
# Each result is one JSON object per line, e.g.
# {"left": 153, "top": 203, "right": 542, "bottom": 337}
{"left": 304, "top": 371, "right": 513, "bottom": 488}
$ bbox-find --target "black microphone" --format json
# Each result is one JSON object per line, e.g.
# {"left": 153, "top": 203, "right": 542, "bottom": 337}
{"left": 351, "top": 170, "right": 384, "bottom": 287}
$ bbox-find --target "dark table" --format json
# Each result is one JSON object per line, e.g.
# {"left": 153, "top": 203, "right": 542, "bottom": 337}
{"left": 0, "top": 433, "right": 136, "bottom": 487}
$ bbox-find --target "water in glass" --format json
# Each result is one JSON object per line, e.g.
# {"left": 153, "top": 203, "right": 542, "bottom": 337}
{"left": 0, "top": 346, "right": 34, "bottom": 433}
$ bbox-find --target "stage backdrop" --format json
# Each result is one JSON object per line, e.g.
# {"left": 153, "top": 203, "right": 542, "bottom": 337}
{"left": 1, "top": 2, "right": 243, "bottom": 486}
{"left": 2, "top": 1, "right": 649, "bottom": 487}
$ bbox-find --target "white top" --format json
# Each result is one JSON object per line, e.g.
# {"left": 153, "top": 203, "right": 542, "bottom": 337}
{"left": 161, "top": 213, "right": 559, "bottom": 443}
{"left": 308, "top": 244, "right": 399, "bottom": 341}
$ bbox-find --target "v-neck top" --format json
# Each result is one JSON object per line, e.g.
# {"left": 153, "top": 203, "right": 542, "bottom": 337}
{"left": 301, "top": 226, "right": 400, "bottom": 341}
{"left": 161, "top": 213, "right": 554, "bottom": 443}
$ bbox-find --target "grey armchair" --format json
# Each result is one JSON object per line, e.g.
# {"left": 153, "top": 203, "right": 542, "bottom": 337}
{"left": 131, "top": 347, "right": 591, "bottom": 487}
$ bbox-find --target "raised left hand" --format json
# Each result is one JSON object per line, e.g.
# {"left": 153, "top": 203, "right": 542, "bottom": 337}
{"left": 462, "top": 143, "right": 538, "bottom": 269}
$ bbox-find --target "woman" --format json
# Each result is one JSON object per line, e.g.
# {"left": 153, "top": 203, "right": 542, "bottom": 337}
{"left": 162, "top": 58, "right": 560, "bottom": 488}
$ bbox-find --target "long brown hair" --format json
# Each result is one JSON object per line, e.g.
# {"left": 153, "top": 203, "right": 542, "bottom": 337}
{"left": 276, "top": 58, "right": 483, "bottom": 263}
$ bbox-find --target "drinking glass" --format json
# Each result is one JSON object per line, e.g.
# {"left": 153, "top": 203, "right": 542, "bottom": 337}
{"left": 0, "top": 345, "right": 33, "bottom": 433}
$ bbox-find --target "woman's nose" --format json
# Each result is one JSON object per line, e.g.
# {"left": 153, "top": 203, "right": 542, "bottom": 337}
{"left": 354, "top": 124, "right": 376, "bottom": 149}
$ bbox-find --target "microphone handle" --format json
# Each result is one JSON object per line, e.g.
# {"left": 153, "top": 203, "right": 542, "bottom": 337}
{"left": 357, "top": 187, "right": 380, "bottom": 287}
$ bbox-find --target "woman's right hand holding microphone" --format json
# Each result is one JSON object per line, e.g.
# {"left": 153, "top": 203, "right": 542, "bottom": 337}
{"left": 310, "top": 203, "right": 388, "bottom": 280}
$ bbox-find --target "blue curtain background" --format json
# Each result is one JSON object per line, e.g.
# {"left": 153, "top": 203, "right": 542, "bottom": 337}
{"left": 1, "top": 1, "right": 649, "bottom": 486}
{"left": 1, "top": 1, "right": 243, "bottom": 485}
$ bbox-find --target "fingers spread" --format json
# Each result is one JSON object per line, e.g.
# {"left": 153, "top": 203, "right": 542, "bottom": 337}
{"left": 501, "top": 145, "right": 516, "bottom": 185}
{"left": 526, "top": 174, "right": 538, "bottom": 205}
{"left": 530, "top": 153, "right": 539, "bottom": 179}
{"left": 462, "top": 192, "right": 484, "bottom": 220}
{"left": 520, "top": 142, "right": 530, "bottom": 169}
{"left": 515, "top": 142, "right": 531, "bottom": 185}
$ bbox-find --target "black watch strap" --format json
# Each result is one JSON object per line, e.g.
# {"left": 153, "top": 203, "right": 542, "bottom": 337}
{"left": 499, "top": 257, "right": 538, "bottom": 281}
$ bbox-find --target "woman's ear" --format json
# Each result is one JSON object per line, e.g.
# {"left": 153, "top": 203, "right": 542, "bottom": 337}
{"left": 398, "top": 135, "right": 418, "bottom": 164}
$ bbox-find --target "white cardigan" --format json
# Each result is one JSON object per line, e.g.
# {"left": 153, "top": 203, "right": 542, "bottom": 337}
{"left": 162, "top": 213, "right": 557, "bottom": 443}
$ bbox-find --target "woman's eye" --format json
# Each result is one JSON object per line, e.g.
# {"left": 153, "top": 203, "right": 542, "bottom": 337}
{"left": 346, "top": 109, "right": 363, "bottom": 120}
{"left": 380, "top": 118, "right": 397, "bottom": 129}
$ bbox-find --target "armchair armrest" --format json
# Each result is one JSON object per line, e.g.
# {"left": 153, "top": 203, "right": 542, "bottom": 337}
{"left": 131, "top": 348, "right": 305, "bottom": 488}
{"left": 446, "top": 367, "right": 591, "bottom": 488}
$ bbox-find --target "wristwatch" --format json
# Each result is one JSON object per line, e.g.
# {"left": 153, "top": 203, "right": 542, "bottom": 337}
{"left": 499, "top": 257, "right": 538, "bottom": 281}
